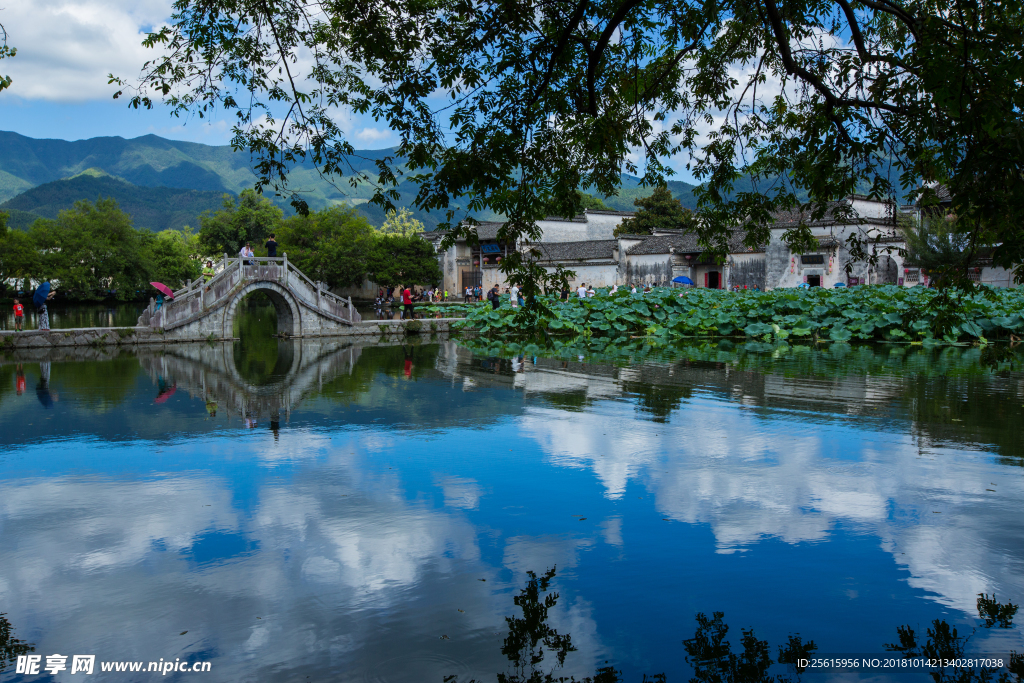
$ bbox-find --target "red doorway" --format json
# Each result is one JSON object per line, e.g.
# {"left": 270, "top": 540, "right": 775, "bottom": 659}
{"left": 706, "top": 271, "right": 721, "bottom": 289}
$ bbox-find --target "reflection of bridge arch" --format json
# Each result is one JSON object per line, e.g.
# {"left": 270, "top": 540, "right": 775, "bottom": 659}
{"left": 223, "top": 281, "right": 302, "bottom": 339}
{"left": 137, "top": 339, "right": 364, "bottom": 422}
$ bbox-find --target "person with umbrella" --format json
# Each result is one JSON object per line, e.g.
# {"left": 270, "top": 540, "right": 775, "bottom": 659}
{"left": 33, "top": 282, "right": 56, "bottom": 330}
{"left": 150, "top": 282, "right": 175, "bottom": 311}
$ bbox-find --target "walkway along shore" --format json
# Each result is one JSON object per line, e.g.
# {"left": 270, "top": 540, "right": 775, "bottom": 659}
{"left": 0, "top": 319, "right": 462, "bottom": 350}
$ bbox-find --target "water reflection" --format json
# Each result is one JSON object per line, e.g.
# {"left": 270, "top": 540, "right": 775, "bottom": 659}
{"left": 0, "top": 612, "right": 34, "bottom": 674}
{"left": 456, "top": 572, "right": 1021, "bottom": 683}
{"left": 1, "top": 340, "right": 1023, "bottom": 681}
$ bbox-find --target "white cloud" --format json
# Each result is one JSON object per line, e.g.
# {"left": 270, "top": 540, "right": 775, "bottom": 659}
{"left": 354, "top": 127, "right": 392, "bottom": 145}
{"left": 2, "top": 0, "right": 174, "bottom": 102}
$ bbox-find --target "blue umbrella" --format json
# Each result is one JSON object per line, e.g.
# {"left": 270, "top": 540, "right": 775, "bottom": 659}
{"left": 32, "top": 282, "right": 51, "bottom": 308}
{"left": 833, "top": 282, "right": 847, "bottom": 287}
{"left": 672, "top": 276, "right": 695, "bottom": 285}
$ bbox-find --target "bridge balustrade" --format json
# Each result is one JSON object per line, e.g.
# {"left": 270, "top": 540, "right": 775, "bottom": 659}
{"left": 142, "top": 254, "right": 361, "bottom": 333}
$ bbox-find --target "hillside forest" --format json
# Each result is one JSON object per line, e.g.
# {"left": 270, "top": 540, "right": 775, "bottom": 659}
{"left": 0, "top": 191, "right": 442, "bottom": 303}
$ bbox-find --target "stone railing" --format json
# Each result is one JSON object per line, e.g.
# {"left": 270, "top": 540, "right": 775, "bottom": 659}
{"left": 141, "top": 254, "right": 361, "bottom": 332}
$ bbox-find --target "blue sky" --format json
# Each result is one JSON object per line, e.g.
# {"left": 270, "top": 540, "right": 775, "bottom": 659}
{"left": 0, "top": 0, "right": 707, "bottom": 183}
{"left": 0, "top": 0, "right": 399, "bottom": 149}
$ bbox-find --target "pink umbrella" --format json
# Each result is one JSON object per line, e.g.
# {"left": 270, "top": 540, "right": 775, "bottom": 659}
{"left": 151, "top": 282, "right": 175, "bottom": 299}
{"left": 155, "top": 385, "right": 177, "bottom": 404}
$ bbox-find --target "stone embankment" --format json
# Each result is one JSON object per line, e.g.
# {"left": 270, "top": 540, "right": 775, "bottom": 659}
{"left": 0, "top": 319, "right": 460, "bottom": 350}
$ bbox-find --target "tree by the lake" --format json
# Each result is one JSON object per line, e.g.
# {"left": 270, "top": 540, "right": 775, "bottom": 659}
{"left": 149, "top": 226, "right": 203, "bottom": 287}
{"left": 29, "top": 199, "right": 154, "bottom": 301}
{"left": 614, "top": 186, "right": 695, "bottom": 237}
{"left": 14, "top": 199, "right": 201, "bottom": 301}
{"left": 115, "top": 0, "right": 1024, "bottom": 305}
{"left": 277, "top": 207, "right": 375, "bottom": 289}
{"left": 901, "top": 215, "right": 976, "bottom": 288}
{"left": 0, "top": 212, "right": 39, "bottom": 295}
{"left": 366, "top": 233, "right": 442, "bottom": 289}
{"left": 198, "top": 190, "right": 283, "bottom": 257}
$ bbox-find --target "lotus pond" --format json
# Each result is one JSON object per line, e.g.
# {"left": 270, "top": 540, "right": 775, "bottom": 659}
{"left": 429, "top": 285, "right": 1024, "bottom": 344}
{"left": 1, "top": 322, "right": 1023, "bottom": 682}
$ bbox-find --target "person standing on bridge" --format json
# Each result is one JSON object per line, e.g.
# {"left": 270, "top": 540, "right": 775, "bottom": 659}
{"left": 265, "top": 234, "right": 278, "bottom": 258}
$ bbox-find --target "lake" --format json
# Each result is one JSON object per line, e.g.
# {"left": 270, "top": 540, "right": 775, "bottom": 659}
{"left": 0, "top": 302, "right": 145, "bottom": 331}
{"left": 1, "top": 308, "right": 1023, "bottom": 681}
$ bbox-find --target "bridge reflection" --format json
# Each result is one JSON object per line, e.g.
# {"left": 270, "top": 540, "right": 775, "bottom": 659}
{"left": 136, "top": 339, "right": 364, "bottom": 426}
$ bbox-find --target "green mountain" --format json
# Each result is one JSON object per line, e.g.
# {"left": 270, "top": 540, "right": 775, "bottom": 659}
{"left": 0, "top": 130, "right": 488, "bottom": 229}
{"left": 0, "top": 170, "right": 229, "bottom": 231}
{"left": 0, "top": 131, "right": 910, "bottom": 232}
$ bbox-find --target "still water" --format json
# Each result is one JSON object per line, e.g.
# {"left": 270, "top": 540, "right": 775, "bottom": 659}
{"left": 0, "top": 303, "right": 144, "bottom": 331}
{"left": 1, "top": 311, "right": 1023, "bottom": 680}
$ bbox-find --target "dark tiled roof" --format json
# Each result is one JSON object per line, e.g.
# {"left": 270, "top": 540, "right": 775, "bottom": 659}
{"left": 767, "top": 199, "right": 902, "bottom": 228}
{"left": 527, "top": 240, "right": 618, "bottom": 261}
{"left": 586, "top": 209, "right": 636, "bottom": 217}
{"left": 767, "top": 201, "right": 852, "bottom": 228}
{"left": 914, "top": 184, "right": 951, "bottom": 205}
{"left": 541, "top": 215, "right": 587, "bottom": 223}
{"left": 426, "top": 221, "right": 509, "bottom": 241}
{"left": 464, "top": 221, "right": 505, "bottom": 240}
{"left": 627, "top": 229, "right": 763, "bottom": 255}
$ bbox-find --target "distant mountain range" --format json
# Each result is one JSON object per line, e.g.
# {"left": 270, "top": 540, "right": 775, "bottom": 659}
{"left": 0, "top": 131, "right": 501, "bottom": 230}
{"left": 0, "top": 131, "right": 707, "bottom": 232}
{"left": 6, "top": 130, "right": 903, "bottom": 233}
{"left": 1, "top": 170, "right": 229, "bottom": 231}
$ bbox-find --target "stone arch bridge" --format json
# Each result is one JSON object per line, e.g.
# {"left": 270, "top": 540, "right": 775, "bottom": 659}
{"left": 139, "top": 255, "right": 361, "bottom": 339}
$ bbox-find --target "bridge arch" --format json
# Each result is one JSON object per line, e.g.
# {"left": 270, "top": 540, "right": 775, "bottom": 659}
{"left": 223, "top": 281, "right": 303, "bottom": 339}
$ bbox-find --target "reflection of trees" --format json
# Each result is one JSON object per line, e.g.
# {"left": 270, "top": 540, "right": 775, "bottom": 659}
{"left": 464, "top": 336, "right": 1024, "bottom": 462}
{"left": 453, "top": 568, "right": 663, "bottom": 683}
{"left": 315, "top": 343, "right": 527, "bottom": 428}
{"left": 0, "top": 359, "right": 140, "bottom": 413}
{"left": 620, "top": 380, "right": 692, "bottom": 423}
{"left": 498, "top": 568, "right": 577, "bottom": 683}
{"left": 0, "top": 612, "right": 34, "bottom": 673}
{"left": 449, "top": 576, "right": 1021, "bottom": 683}
{"left": 684, "top": 595, "right": 1022, "bottom": 683}
{"left": 684, "top": 612, "right": 814, "bottom": 683}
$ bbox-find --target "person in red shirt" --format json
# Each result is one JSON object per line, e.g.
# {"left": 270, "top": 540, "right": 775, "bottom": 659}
{"left": 16, "top": 364, "right": 26, "bottom": 395}
{"left": 12, "top": 298, "right": 24, "bottom": 331}
{"left": 402, "top": 286, "right": 414, "bottom": 319}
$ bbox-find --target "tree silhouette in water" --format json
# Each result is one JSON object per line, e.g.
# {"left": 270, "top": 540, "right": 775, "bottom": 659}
{"left": 684, "top": 594, "right": 1023, "bottom": 683}
{"left": 450, "top": 566, "right": 664, "bottom": 683}
{"left": 0, "top": 612, "right": 34, "bottom": 673}
{"left": 449, "top": 576, "right": 1022, "bottom": 683}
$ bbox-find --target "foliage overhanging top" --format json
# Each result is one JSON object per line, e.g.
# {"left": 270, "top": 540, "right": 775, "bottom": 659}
{"left": 113, "top": 0, "right": 1024, "bottom": 293}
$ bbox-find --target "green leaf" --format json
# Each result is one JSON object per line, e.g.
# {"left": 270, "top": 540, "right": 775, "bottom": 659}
{"left": 829, "top": 327, "right": 852, "bottom": 342}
